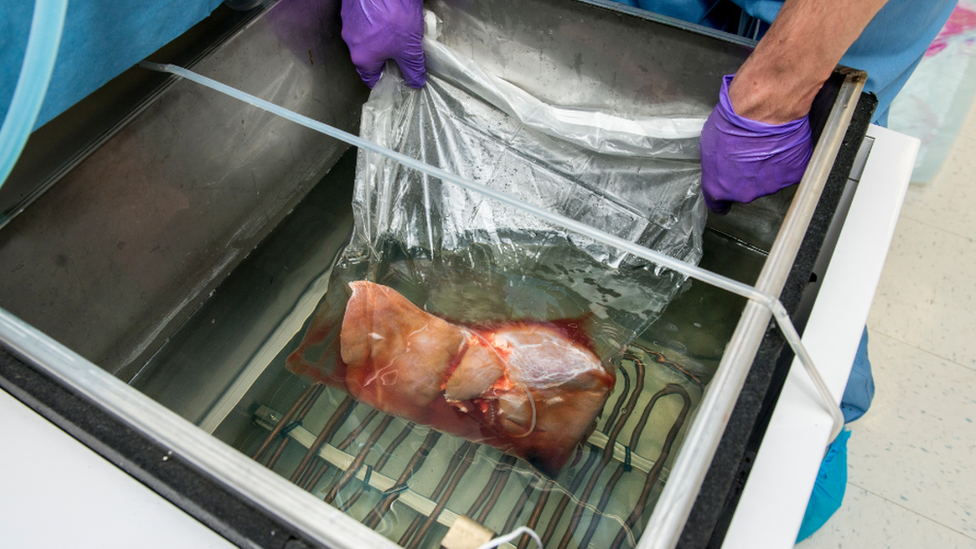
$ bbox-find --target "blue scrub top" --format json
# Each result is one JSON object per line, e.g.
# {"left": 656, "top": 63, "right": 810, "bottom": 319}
{"left": 0, "top": 0, "right": 223, "bottom": 131}
{"left": 615, "top": 0, "right": 958, "bottom": 125}
{"left": 1, "top": 0, "right": 957, "bottom": 129}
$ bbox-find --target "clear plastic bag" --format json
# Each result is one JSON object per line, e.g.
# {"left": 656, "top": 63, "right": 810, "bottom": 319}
{"left": 287, "top": 37, "right": 706, "bottom": 475}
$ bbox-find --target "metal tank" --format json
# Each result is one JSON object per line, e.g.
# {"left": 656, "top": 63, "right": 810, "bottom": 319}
{"left": 0, "top": 1, "right": 872, "bottom": 548}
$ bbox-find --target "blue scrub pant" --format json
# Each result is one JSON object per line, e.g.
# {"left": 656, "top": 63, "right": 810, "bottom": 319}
{"left": 797, "top": 328, "right": 874, "bottom": 543}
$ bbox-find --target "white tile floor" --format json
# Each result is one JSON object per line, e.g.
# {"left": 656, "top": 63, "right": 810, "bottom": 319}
{"left": 798, "top": 96, "right": 976, "bottom": 547}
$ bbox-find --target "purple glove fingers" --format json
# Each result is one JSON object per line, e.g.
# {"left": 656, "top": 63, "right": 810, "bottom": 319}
{"left": 345, "top": 43, "right": 385, "bottom": 88}
{"left": 394, "top": 47, "right": 427, "bottom": 88}
{"left": 699, "top": 74, "right": 814, "bottom": 214}
{"left": 341, "top": 0, "right": 426, "bottom": 89}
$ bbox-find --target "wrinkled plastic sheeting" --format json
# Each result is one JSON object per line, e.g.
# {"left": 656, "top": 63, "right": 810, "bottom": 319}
{"left": 287, "top": 38, "right": 707, "bottom": 475}
{"left": 424, "top": 38, "right": 706, "bottom": 159}
{"left": 344, "top": 37, "right": 707, "bottom": 350}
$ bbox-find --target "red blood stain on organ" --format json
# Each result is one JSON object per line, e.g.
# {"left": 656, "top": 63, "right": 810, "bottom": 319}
{"left": 287, "top": 280, "right": 615, "bottom": 476}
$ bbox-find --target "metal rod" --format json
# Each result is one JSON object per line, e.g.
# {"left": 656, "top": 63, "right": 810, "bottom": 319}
{"left": 534, "top": 353, "right": 645, "bottom": 548}
{"left": 604, "top": 351, "right": 647, "bottom": 455}
{"left": 300, "top": 460, "right": 329, "bottom": 493}
{"left": 584, "top": 454, "right": 632, "bottom": 547}
{"left": 477, "top": 455, "right": 518, "bottom": 524}
{"left": 617, "top": 385, "right": 692, "bottom": 547}
{"left": 516, "top": 451, "right": 606, "bottom": 549}
{"left": 298, "top": 401, "right": 363, "bottom": 490}
{"left": 404, "top": 444, "right": 480, "bottom": 549}
{"left": 555, "top": 353, "right": 650, "bottom": 549}
{"left": 266, "top": 384, "right": 325, "bottom": 470}
{"left": 339, "top": 422, "right": 416, "bottom": 513}
{"left": 517, "top": 480, "right": 552, "bottom": 549}
{"left": 541, "top": 452, "right": 600, "bottom": 547}
{"left": 396, "top": 443, "right": 474, "bottom": 543}
{"left": 631, "top": 343, "right": 704, "bottom": 390}
{"left": 306, "top": 408, "right": 379, "bottom": 492}
{"left": 373, "top": 423, "right": 416, "bottom": 472}
{"left": 542, "top": 445, "right": 612, "bottom": 547}
{"left": 265, "top": 432, "right": 292, "bottom": 471}
{"left": 579, "top": 383, "right": 691, "bottom": 549}
{"left": 602, "top": 359, "right": 631, "bottom": 434}
{"left": 467, "top": 459, "right": 505, "bottom": 519}
{"left": 290, "top": 396, "right": 355, "bottom": 484}
{"left": 253, "top": 382, "right": 321, "bottom": 461}
{"left": 326, "top": 414, "right": 394, "bottom": 504}
{"left": 251, "top": 406, "right": 464, "bottom": 533}
{"left": 363, "top": 430, "right": 442, "bottom": 530}
{"left": 502, "top": 479, "right": 537, "bottom": 537}
{"left": 467, "top": 454, "right": 516, "bottom": 520}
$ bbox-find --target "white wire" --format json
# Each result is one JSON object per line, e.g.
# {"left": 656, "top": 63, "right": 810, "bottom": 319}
{"left": 475, "top": 526, "right": 542, "bottom": 549}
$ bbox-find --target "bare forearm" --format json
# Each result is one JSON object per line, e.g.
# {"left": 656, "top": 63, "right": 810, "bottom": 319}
{"left": 729, "top": 0, "right": 889, "bottom": 124}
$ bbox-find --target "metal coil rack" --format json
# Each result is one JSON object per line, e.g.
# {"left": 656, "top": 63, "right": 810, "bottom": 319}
{"left": 248, "top": 344, "right": 698, "bottom": 549}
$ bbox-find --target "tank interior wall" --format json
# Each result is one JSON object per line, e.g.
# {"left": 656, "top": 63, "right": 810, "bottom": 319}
{"left": 0, "top": 0, "right": 366, "bottom": 380}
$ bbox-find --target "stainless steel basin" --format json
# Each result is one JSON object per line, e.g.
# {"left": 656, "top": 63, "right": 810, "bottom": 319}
{"left": 0, "top": 1, "right": 871, "bottom": 548}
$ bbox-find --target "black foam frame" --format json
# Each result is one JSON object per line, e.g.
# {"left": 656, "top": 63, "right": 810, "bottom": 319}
{"left": 680, "top": 74, "right": 879, "bottom": 549}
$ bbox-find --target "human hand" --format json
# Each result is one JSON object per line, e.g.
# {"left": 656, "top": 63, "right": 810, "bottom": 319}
{"left": 340, "top": 0, "right": 425, "bottom": 89}
{"left": 698, "top": 75, "right": 813, "bottom": 214}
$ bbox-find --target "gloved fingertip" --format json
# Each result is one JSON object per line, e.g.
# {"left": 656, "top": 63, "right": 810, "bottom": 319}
{"left": 403, "top": 72, "right": 426, "bottom": 89}
{"left": 704, "top": 197, "right": 731, "bottom": 215}
{"left": 396, "top": 55, "right": 427, "bottom": 89}
{"left": 357, "top": 68, "right": 382, "bottom": 89}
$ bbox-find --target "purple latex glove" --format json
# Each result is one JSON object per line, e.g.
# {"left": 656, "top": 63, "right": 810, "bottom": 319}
{"left": 340, "top": 0, "right": 426, "bottom": 89}
{"left": 699, "top": 75, "right": 813, "bottom": 214}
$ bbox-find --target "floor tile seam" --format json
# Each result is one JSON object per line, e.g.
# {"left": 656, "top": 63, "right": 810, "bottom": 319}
{"left": 864, "top": 328, "right": 976, "bottom": 374}
{"left": 894, "top": 212, "right": 976, "bottom": 243}
{"left": 847, "top": 481, "right": 976, "bottom": 541}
